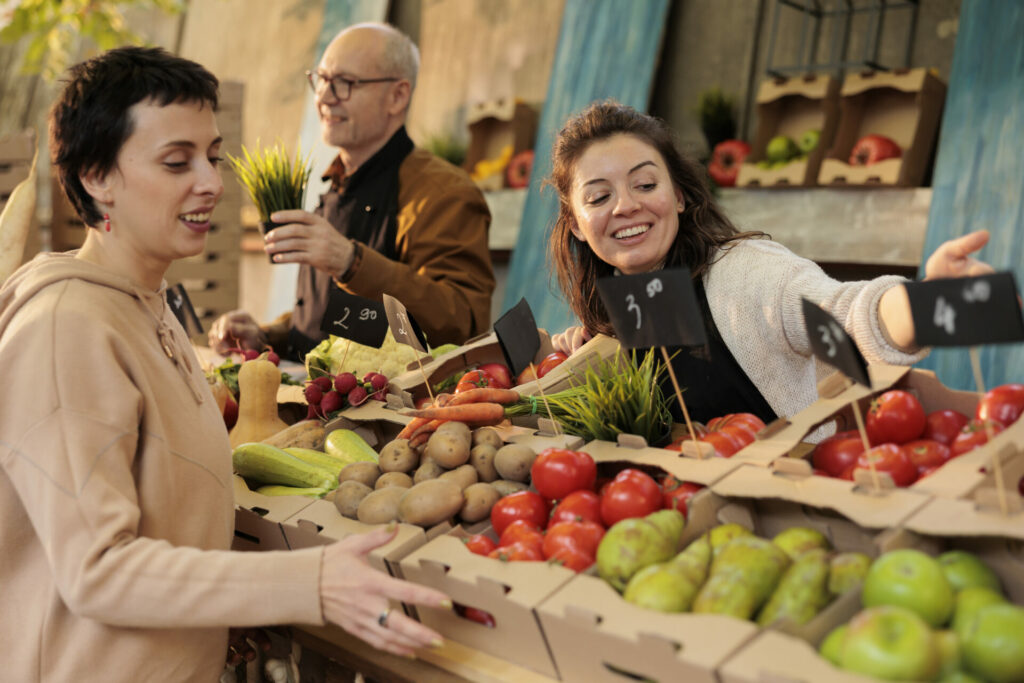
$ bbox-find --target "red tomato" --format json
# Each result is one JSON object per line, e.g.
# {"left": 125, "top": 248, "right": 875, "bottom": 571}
{"left": 490, "top": 491, "right": 550, "bottom": 537}
{"left": 547, "top": 545, "right": 594, "bottom": 572}
{"left": 531, "top": 448, "right": 597, "bottom": 501}
{"left": 976, "top": 384, "right": 1024, "bottom": 427}
{"left": 488, "top": 541, "right": 544, "bottom": 562}
{"left": 460, "top": 605, "right": 496, "bottom": 628}
{"left": 537, "top": 352, "right": 569, "bottom": 378}
{"left": 811, "top": 430, "right": 867, "bottom": 478}
{"left": 661, "top": 476, "right": 703, "bottom": 515}
{"left": 454, "top": 369, "right": 499, "bottom": 394}
{"left": 865, "top": 390, "right": 926, "bottom": 445}
{"left": 706, "top": 413, "right": 766, "bottom": 446}
{"left": 542, "top": 521, "right": 605, "bottom": 559}
{"left": 923, "top": 409, "right": 970, "bottom": 446}
{"left": 600, "top": 469, "right": 662, "bottom": 527}
{"left": 498, "top": 519, "right": 544, "bottom": 551}
{"left": 838, "top": 463, "right": 857, "bottom": 481}
{"left": 853, "top": 443, "right": 918, "bottom": 487}
{"left": 548, "top": 490, "right": 603, "bottom": 528}
{"left": 463, "top": 534, "right": 497, "bottom": 556}
{"left": 951, "top": 419, "right": 1006, "bottom": 457}
{"left": 478, "top": 363, "right": 513, "bottom": 389}
{"left": 918, "top": 465, "right": 940, "bottom": 479}
{"left": 902, "top": 439, "right": 952, "bottom": 475}
{"left": 700, "top": 431, "right": 744, "bottom": 458}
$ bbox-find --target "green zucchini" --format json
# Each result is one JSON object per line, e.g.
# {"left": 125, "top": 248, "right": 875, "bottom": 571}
{"left": 232, "top": 442, "right": 337, "bottom": 489}
{"left": 255, "top": 484, "right": 329, "bottom": 498}
{"left": 324, "top": 429, "right": 379, "bottom": 464}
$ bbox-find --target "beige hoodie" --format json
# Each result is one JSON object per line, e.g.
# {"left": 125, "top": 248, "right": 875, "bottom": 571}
{"left": 0, "top": 253, "right": 324, "bottom": 682}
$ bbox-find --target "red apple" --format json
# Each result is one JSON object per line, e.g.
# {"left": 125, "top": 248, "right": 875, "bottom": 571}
{"left": 708, "top": 139, "right": 751, "bottom": 187}
{"left": 849, "top": 134, "right": 902, "bottom": 166}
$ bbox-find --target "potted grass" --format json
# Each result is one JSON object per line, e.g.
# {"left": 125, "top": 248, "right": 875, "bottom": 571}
{"left": 228, "top": 142, "right": 312, "bottom": 263}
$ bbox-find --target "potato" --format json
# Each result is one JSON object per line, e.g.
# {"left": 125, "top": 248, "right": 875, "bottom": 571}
{"left": 472, "top": 426, "right": 503, "bottom": 450}
{"left": 424, "top": 431, "right": 471, "bottom": 469}
{"left": 469, "top": 444, "right": 499, "bottom": 482}
{"left": 413, "top": 459, "right": 445, "bottom": 484}
{"left": 460, "top": 482, "right": 501, "bottom": 523}
{"left": 494, "top": 444, "right": 537, "bottom": 482}
{"left": 398, "top": 479, "right": 465, "bottom": 527}
{"left": 435, "top": 420, "right": 471, "bottom": 445}
{"left": 438, "top": 464, "right": 478, "bottom": 491}
{"left": 357, "top": 487, "right": 405, "bottom": 524}
{"left": 333, "top": 480, "right": 373, "bottom": 519}
{"left": 379, "top": 439, "right": 419, "bottom": 473}
{"left": 491, "top": 479, "right": 529, "bottom": 497}
{"left": 339, "top": 461, "right": 382, "bottom": 488}
{"left": 375, "top": 471, "right": 414, "bottom": 490}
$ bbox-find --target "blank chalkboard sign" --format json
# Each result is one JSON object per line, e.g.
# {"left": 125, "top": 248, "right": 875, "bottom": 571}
{"left": 596, "top": 268, "right": 706, "bottom": 349}
{"left": 906, "top": 272, "right": 1024, "bottom": 347}
{"left": 320, "top": 289, "right": 389, "bottom": 348}
{"left": 493, "top": 297, "right": 541, "bottom": 376}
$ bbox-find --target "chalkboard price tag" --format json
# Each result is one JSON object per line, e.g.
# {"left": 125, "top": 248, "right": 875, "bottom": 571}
{"left": 320, "top": 289, "right": 389, "bottom": 348}
{"left": 166, "top": 284, "right": 203, "bottom": 337}
{"left": 382, "top": 293, "right": 428, "bottom": 353}
{"left": 802, "top": 298, "right": 870, "bottom": 387}
{"left": 596, "top": 268, "right": 707, "bottom": 349}
{"left": 905, "top": 272, "right": 1024, "bottom": 347}
{"left": 493, "top": 297, "right": 541, "bottom": 376}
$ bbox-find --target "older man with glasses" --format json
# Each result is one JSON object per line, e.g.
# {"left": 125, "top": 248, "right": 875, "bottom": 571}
{"left": 210, "top": 22, "right": 495, "bottom": 361}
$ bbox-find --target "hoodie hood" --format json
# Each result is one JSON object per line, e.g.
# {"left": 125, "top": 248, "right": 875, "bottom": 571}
{"left": 0, "top": 251, "right": 205, "bottom": 403}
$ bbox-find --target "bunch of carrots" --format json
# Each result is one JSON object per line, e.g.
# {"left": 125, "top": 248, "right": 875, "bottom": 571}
{"left": 395, "top": 387, "right": 520, "bottom": 450}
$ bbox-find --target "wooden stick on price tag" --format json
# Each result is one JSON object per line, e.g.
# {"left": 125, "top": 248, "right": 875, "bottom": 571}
{"left": 661, "top": 346, "right": 702, "bottom": 457}
{"left": 850, "top": 399, "right": 883, "bottom": 493}
{"left": 529, "top": 362, "right": 560, "bottom": 435}
{"left": 417, "top": 354, "right": 435, "bottom": 404}
{"left": 969, "top": 346, "right": 1009, "bottom": 515}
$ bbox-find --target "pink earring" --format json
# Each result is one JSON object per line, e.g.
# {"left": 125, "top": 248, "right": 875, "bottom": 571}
{"left": 103, "top": 213, "right": 111, "bottom": 232}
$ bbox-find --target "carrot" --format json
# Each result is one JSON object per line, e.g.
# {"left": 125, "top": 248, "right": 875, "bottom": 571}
{"left": 397, "top": 402, "right": 506, "bottom": 426}
{"left": 446, "top": 388, "right": 520, "bottom": 407}
{"left": 409, "top": 432, "right": 431, "bottom": 450}
{"left": 434, "top": 393, "right": 453, "bottom": 407}
{"left": 409, "top": 418, "right": 445, "bottom": 441}
{"left": 397, "top": 416, "right": 430, "bottom": 440}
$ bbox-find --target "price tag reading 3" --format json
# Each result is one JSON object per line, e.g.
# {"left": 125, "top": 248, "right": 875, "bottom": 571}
{"left": 801, "top": 298, "right": 870, "bottom": 387}
{"left": 320, "top": 289, "right": 389, "bottom": 348}
{"left": 906, "top": 272, "right": 1024, "bottom": 347}
{"left": 596, "top": 268, "right": 706, "bottom": 349}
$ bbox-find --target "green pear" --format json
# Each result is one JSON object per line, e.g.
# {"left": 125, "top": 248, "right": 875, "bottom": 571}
{"left": 623, "top": 562, "right": 702, "bottom": 613}
{"left": 952, "top": 586, "right": 1005, "bottom": 639}
{"left": 596, "top": 509, "right": 685, "bottom": 592}
{"left": 828, "top": 551, "right": 872, "bottom": 596}
{"left": 671, "top": 533, "right": 712, "bottom": 585}
{"left": 693, "top": 536, "right": 791, "bottom": 619}
{"left": 938, "top": 550, "right": 1002, "bottom": 594}
{"left": 961, "top": 603, "right": 1024, "bottom": 683}
{"left": 757, "top": 548, "right": 830, "bottom": 627}
{"left": 708, "top": 523, "right": 753, "bottom": 557}
{"left": 772, "top": 526, "right": 830, "bottom": 560}
{"left": 819, "top": 624, "right": 848, "bottom": 666}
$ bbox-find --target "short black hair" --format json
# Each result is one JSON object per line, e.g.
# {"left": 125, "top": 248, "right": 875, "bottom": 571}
{"left": 49, "top": 46, "right": 220, "bottom": 227}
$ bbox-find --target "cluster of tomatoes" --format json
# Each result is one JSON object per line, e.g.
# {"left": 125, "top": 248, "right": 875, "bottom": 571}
{"left": 447, "top": 353, "right": 570, "bottom": 396}
{"left": 666, "top": 412, "right": 767, "bottom": 457}
{"left": 812, "top": 384, "right": 1024, "bottom": 487}
{"left": 461, "top": 449, "right": 705, "bottom": 574}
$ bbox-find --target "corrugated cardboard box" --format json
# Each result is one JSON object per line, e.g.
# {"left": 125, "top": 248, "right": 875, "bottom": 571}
{"left": 817, "top": 68, "right": 946, "bottom": 187}
{"left": 232, "top": 474, "right": 315, "bottom": 551}
{"left": 737, "top": 74, "right": 839, "bottom": 188}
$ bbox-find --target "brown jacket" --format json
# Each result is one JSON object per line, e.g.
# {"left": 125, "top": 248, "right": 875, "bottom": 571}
{"left": 268, "top": 148, "right": 494, "bottom": 351}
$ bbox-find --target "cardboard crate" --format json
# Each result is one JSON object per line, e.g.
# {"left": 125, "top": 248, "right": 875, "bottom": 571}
{"left": 817, "top": 68, "right": 947, "bottom": 187}
{"left": 232, "top": 474, "right": 316, "bottom": 552}
{"left": 581, "top": 436, "right": 747, "bottom": 489}
{"left": 737, "top": 74, "right": 839, "bottom": 188}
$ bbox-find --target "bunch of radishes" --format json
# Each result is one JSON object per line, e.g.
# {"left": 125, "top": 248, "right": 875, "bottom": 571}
{"left": 303, "top": 371, "right": 389, "bottom": 420}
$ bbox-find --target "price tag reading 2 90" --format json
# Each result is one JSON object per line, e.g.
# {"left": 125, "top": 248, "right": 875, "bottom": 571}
{"left": 320, "top": 289, "right": 389, "bottom": 348}
{"left": 596, "top": 268, "right": 707, "bottom": 349}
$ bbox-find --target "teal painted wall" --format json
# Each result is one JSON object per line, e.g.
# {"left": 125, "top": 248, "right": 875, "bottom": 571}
{"left": 501, "top": 0, "right": 671, "bottom": 333}
{"left": 915, "top": 0, "right": 1024, "bottom": 390}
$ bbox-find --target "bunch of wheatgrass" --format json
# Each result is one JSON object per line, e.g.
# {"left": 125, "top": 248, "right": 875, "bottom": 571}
{"left": 227, "top": 142, "right": 313, "bottom": 223}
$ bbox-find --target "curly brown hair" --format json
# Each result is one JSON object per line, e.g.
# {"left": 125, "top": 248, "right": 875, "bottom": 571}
{"left": 548, "top": 100, "right": 764, "bottom": 337}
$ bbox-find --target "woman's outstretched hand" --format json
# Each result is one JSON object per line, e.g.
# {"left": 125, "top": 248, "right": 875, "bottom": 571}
{"left": 924, "top": 230, "right": 995, "bottom": 280}
{"left": 320, "top": 524, "right": 450, "bottom": 657}
{"left": 551, "top": 325, "right": 592, "bottom": 355}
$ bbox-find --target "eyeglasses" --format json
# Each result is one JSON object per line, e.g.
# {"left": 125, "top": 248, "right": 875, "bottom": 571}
{"left": 305, "top": 71, "right": 400, "bottom": 101}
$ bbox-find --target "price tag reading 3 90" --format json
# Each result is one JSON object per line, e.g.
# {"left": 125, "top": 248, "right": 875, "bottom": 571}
{"left": 320, "top": 289, "right": 389, "bottom": 348}
{"left": 801, "top": 298, "right": 870, "bottom": 387}
{"left": 907, "top": 272, "right": 1024, "bottom": 347}
{"left": 596, "top": 268, "right": 707, "bottom": 349}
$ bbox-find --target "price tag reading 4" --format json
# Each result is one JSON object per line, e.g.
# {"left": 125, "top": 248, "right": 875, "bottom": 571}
{"left": 906, "top": 272, "right": 1024, "bottom": 347}
{"left": 166, "top": 283, "right": 203, "bottom": 337}
{"left": 493, "top": 297, "right": 542, "bottom": 377}
{"left": 801, "top": 298, "right": 870, "bottom": 387}
{"left": 382, "top": 293, "right": 428, "bottom": 353}
{"left": 596, "top": 267, "right": 707, "bottom": 349}
{"left": 320, "top": 289, "right": 389, "bottom": 348}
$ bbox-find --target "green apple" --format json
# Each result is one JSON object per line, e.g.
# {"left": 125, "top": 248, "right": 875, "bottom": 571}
{"left": 863, "top": 549, "right": 955, "bottom": 627}
{"left": 772, "top": 526, "right": 830, "bottom": 560}
{"left": 798, "top": 128, "right": 821, "bottom": 154}
{"left": 952, "top": 586, "right": 1005, "bottom": 639}
{"left": 765, "top": 135, "right": 799, "bottom": 163}
{"left": 938, "top": 550, "right": 1002, "bottom": 593}
{"left": 840, "top": 606, "right": 940, "bottom": 681}
{"left": 961, "top": 603, "right": 1024, "bottom": 683}
{"left": 939, "top": 672, "right": 983, "bottom": 683}
{"left": 819, "top": 624, "right": 848, "bottom": 666}
{"left": 935, "top": 630, "right": 961, "bottom": 677}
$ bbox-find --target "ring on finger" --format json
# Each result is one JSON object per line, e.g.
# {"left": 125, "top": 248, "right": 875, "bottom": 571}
{"left": 377, "top": 608, "right": 392, "bottom": 628}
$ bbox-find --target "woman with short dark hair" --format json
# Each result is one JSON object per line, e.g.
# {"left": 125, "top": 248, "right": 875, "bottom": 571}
{"left": 0, "top": 46, "right": 447, "bottom": 682}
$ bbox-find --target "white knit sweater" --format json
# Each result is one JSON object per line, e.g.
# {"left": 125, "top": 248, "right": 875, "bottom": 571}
{"left": 703, "top": 238, "right": 928, "bottom": 422}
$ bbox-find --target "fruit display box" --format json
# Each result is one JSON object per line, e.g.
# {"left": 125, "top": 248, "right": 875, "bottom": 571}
{"left": 535, "top": 489, "right": 885, "bottom": 683}
{"left": 580, "top": 436, "right": 747, "bottom": 489}
{"left": 399, "top": 529, "right": 577, "bottom": 679}
{"left": 736, "top": 73, "right": 839, "bottom": 188}
{"left": 232, "top": 475, "right": 316, "bottom": 552}
{"left": 817, "top": 68, "right": 946, "bottom": 187}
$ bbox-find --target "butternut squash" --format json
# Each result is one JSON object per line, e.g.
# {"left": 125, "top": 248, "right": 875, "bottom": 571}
{"left": 229, "top": 359, "right": 289, "bottom": 448}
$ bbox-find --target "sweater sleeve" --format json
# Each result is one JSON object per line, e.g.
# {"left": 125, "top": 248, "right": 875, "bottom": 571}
{"left": 0, "top": 300, "right": 325, "bottom": 630}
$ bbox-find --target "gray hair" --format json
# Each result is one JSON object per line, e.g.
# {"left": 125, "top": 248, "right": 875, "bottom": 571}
{"left": 347, "top": 22, "right": 420, "bottom": 92}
